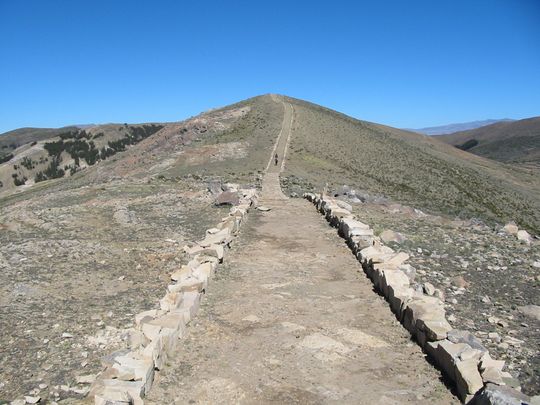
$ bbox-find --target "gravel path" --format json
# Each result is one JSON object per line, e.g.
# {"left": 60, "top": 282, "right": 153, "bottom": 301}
{"left": 146, "top": 98, "right": 458, "bottom": 404}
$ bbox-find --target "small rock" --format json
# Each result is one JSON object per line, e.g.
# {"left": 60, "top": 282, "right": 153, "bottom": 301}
{"left": 434, "top": 289, "right": 445, "bottom": 301}
{"left": 76, "top": 374, "right": 97, "bottom": 384}
{"left": 502, "top": 222, "right": 519, "bottom": 235}
{"left": 256, "top": 206, "right": 271, "bottom": 212}
{"left": 488, "top": 332, "right": 502, "bottom": 343}
{"left": 450, "top": 276, "right": 469, "bottom": 288}
{"left": 517, "top": 229, "right": 533, "bottom": 244}
{"left": 488, "top": 316, "right": 499, "bottom": 324}
{"left": 423, "top": 282, "right": 436, "bottom": 296}
{"left": 481, "top": 296, "right": 491, "bottom": 304}
{"left": 497, "top": 320, "right": 509, "bottom": 328}
{"left": 518, "top": 305, "right": 540, "bottom": 321}
{"left": 61, "top": 333, "right": 73, "bottom": 338}
{"left": 242, "top": 315, "right": 260, "bottom": 323}
{"left": 24, "top": 396, "right": 40, "bottom": 404}
{"left": 380, "top": 229, "right": 406, "bottom": 244}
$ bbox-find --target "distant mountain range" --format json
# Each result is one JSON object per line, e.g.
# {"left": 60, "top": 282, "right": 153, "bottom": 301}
{"left": 410, "top": 119, "right": 514, "bottom": 135}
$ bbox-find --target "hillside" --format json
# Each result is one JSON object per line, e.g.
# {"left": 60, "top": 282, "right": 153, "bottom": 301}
{"left": 0, "top": 126, "right": 80, "bottom": 151}
{"left": 2, "top": 95, "right": 539, "bottom": 233}
{"left": 1, "top": 94, "right": 539, "bottom": 402}
{"left": 437, "top": 117, "right": 540, "bottom": 165}
{"left": 280, "top": 96, "right": 540, "bottom": 233}
{"left": 411, "top": 119, "right": 513, "bottom": 135}
{"left": 0, "top": 123, "right": 165, "bottom": 194}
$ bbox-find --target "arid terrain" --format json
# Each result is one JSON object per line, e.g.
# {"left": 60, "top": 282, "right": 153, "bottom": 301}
{"left": 0, "top": 94, "right": 538, "bottom": 403}
{"left": 436, "top": 117, "right": 540, "bottom": 166}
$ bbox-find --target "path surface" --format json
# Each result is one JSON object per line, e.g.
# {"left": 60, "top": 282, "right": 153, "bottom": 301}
{"left": 146, "top": 98, "right": 458, "bottom": 404}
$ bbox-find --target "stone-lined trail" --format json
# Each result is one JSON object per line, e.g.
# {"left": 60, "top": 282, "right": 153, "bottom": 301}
{"left": 146, "top": 97, "right": 458, "bottom": 404}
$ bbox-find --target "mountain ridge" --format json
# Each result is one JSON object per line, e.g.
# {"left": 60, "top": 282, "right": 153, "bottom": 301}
{"left": 1, "top": 94, "right": 539, "bottom": 233}
{"left": 437, "top": 116, "right": 540, "bottom": 165}
{"left": 409, "top": 119, "right": 514, "bottom": 135}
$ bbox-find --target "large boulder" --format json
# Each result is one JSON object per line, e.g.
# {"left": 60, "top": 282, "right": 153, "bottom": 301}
{"left": 215, "top": 191, "right": 240, "bottom": 206}
{"left": 470, "top": 383, "right": 531, "bottom": 405}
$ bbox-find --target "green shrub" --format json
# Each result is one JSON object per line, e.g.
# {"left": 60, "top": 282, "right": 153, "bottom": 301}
{"left": 0, "top": 153, "right": 13, "bottom": 164}
{"left": 20, "top": 157, "right": 35, "bottom": 170}
{"left": 13, "top": 174, "right": 27, "bottom": 186}
{"left": 457, "top": 139, "right": 479, "bottom": 151}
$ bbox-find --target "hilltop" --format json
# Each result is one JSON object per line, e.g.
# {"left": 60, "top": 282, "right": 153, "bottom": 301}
{"left": 436, "top": 117, "right": 540, "bottom": 166}
{"left": 2, "top": 95, "right": 539, "bottom": 233}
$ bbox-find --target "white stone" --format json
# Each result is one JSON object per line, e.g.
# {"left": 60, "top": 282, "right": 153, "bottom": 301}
{"left": 517, "top": 230, "right": 533, "bottom": 244}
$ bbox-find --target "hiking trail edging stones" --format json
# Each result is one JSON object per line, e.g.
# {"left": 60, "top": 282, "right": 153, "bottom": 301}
{"left": 88, "top": 188, "right": 258, "bottom": 404}
{"left": 303, "top": 192, "right": 532, "bottom": 405}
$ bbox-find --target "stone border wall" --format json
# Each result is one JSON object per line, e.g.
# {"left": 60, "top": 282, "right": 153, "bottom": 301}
{"left": 88, "top": 188, "right": 259, "bottom": 404}
{"left": 304, "top": 192, "right": 532, "bottom": 405}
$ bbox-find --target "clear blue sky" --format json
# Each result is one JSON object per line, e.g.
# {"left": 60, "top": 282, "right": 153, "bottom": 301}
{"left": 1, "top": 0, "right": 539, "bottom": 133}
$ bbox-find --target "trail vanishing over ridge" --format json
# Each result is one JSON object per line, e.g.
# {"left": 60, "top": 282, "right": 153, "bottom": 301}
{"left": 146, "top": 96, "right": 458, "bottom": 404}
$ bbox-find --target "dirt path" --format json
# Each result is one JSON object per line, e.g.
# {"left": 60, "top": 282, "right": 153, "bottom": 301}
{"left": 146, "top": 98, "right": 458, "bottom": 404}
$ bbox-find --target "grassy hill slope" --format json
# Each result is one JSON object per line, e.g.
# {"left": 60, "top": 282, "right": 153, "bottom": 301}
{"left": 436, "top": 117, "right": 540, "bottom": 165}
{"left": 2, "top": 95, "right": 539, "bottom": 233}
{"left": 281, "top": 96, "right": 540, "bottom": 233}
{"left": 0, "top": 126, "right": 80, "bottom": 151}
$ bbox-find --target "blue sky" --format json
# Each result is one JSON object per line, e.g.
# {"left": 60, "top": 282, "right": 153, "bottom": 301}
{"left": 0, "top": 0, "right": 539, "bottom": 133}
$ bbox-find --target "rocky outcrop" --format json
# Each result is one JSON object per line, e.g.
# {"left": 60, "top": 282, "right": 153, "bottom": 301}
{"left": 90, "top": 188, "right": 258, "bottom": 404}
{"left": 304, "top": 192, "right": 531, "bottom": 405}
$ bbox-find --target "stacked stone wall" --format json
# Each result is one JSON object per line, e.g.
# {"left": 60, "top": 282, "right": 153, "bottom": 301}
{"left": 304, "top": 192, "right": 531, "bottom": 405}
{"left": 89, "top": 188, "right": 259, "bottom": 404}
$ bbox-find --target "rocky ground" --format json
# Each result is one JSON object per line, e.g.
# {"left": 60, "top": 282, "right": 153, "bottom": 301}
{"left": 0, "top": 177, "right": 229, "bottom": 403}
{"left": 310, "top": 191, "right": 540, "bottom": 396}
{"left": 146, "top": 175, "right": 458, "bottom": 404}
